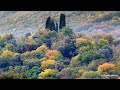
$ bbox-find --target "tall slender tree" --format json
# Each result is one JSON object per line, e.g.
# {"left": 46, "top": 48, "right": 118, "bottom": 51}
{"left": 45, "top": 17, "right": 51, "bottom": 30}
{"left": 59, "top": 13, "right": 66, "bottom": 29}
{"left": 50, "top": 19, "right": 55, "bottom": 31}
{"left": 55, "top": 23, "right": 58, "bottom": 32}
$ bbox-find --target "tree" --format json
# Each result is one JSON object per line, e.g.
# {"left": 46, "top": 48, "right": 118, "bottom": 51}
{"left": 41, "top": 59, "right": 56, "bottom": 68}
{"left": 45, "top": 17, "right": 51, "bottom": 30}
{"left": 116, "top": 60, "right": 120, "bottom": 76}
{"left": 55, "top": 23, "right": 58, "bottom": 32}
{"left": 24, "top": 59, "right": 41, "bottom": 69}
{"left": 1, "top": 34, "right": 14, "bottom": 41}
{"left": 12, "top": 53, "right": 23, "bottom": 66}
{"left": 98, "top": 39, "right": 108, "bottom": 48}
{"left": 59, "top": 13, "right": 66, "bottom": 29}
{"left": 35, "top": 45, "right": 48, "bottom": 54}
{"left": 75, "top": 38, "right": 91, "bottom": 48}
{"left": 0, "top": 72, "right": 28, "bottom": 79}
{"left": 59, "top": 67, "right": 79, "bottom": 79}
{"left": 104, "top": 35, "right": 114, "bottom": 44}
{"left": 60, "top": 68, "right": 74, "bottom": 79}
{"left": 26, "top": 66, "right": 41, "bottom": 79}
{"left": 16, "top": 40, "right": 24, "bottom": 53}
{"left": 80, "top": 71, "right": 100, "bottom": 79}
{"left": 62, "top": 27, "right": 73, "bottom": 36}
{"left": 87, "top": 59, "right": 106, "bottom": 71}
{"left": 99, "top": 45, "right": 113, "bottom": 61}
{"left": 97, "top": 63, "right": 117, "bottom": 75}
{"left": 113, "top": 46, "right": 120, "bottom": 61}
{"left": 25, "top": 32, "right": 31, "bottom": 38}
{"left": 80, "top": 50, "right": 103, "bottom": 65}
{"left": 21, "top": 50, "right": 43, "bottom": 60}
{"left": 0, "top": 50, "right": 14, "bottom": 61}
{"left": 45, "top": 50, "right": 63, "bottom": 61}
{"left": 0, "top": 38, "right": 5, "bottom": 48}
{"left": 78, "top": 46, "right": 91, "bottom": 54}
{"left": 55, "top": 62, "right": 64, "bottom": 71}
{"left": 0, "top": 67, "right": 28, "bottom": 79}
{"left": 113, "top": 39, "right": 120, "bottom": 46}
{"left": 5, "top": 43, "right": 15, "bottom": 52}
{"left": 38, "top": 69, "right": 59, "bottom": 79}
{"left": 0, "top": 59, "right": 10, "bottom": 69}
{"left": 45, "top": 17, "right": 56, "bottom": 31}
{"left": 23, "top": 44, "right": 33, "bottom": 52}
{"left": 70, "top": 54, "right": 81, "bottom": 67}
{"left": 22, "top": 45, "right": 48, "bottom": 60}
{"left": 58, "top": 43, "right": 77, "bottom": 59}
{"left": 21, "top": 51, "right": 31, "bottom": 60}
{"left": 50, "top": 19, "right": 55, "bottom": 30}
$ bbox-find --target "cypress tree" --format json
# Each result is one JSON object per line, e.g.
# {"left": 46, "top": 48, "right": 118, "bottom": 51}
{"left": 55, "top": 23, "right": 58, "bottom": 32}
{"left": 59, "top": 13, "right": 66, "bottom": 29}
{"left": 52, "top": 20, "right": 55, "bottom": 30}
{"left": 45, "top": 17, "right": 51, "bottom": 30}
{"left": 49, "top": 19, "right": 55, "bottom": 31}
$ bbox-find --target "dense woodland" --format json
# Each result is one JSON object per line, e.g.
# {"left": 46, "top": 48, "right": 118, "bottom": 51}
{"left": 0, "top": 13, "right": 120, "bottom": 79}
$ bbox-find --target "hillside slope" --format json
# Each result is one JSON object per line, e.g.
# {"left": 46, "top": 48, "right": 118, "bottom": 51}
{"left": 0, "top": 11, "right": 120, "bottom": 39}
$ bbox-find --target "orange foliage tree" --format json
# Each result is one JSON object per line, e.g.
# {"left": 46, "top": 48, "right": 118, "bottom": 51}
{"left": 75, "top": 38, "right": 91, "bottom": 48}
{"left": 45, "top": 50, "right": 63, "bottom": 61}
{"left": 97, "top": 63, "right": 117, "bottom": 75}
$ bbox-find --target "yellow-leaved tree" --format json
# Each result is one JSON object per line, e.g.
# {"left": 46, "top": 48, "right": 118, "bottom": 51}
{"left": 41, "top": 59, "right": 56, "bottom": 68}
{"left": 38, "top": 69, "right": 58, "bottom": 79}
{"left": 35, "top": 45, "right": 48, "bottom": 54}
{"left": 97, "top": 63, "right": 117, "bottom": 75}
{"left": 70, "top": 54, "right": 81, "bottom": 67}
{"left": 0, "top": 50, "right": 14, "bottom": 61}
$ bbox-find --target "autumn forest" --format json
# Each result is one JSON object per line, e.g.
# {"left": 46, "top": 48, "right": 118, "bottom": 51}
{"left": 0, "top": 11, "right": 120, "bottom": 79}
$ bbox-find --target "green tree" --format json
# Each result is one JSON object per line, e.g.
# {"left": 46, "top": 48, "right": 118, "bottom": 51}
{"left": 80, "top": 71, "right": 100, "bottom": 79}
{"left": 80, "top": 50, "right": 103, "bottom": 65}
{"left": 98, "top": 39, "right": 108, "bottom": 48}
{"left": 26, "top": 66, "right": 41, "bottom": 79}
{"left": 62, "top": 27, "right": 73, "bottom": 36}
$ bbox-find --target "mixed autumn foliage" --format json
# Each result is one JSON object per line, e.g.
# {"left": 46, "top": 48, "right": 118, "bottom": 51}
{"left": 0, "top": 13, "right": 120, "bottom": 79}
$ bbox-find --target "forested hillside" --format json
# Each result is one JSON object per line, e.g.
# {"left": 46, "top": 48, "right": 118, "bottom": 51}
{"left": 0, "top": 11, "right": 120, "bottom": 79}
{"left": 0, "top": 11, "right": 120, "bottom": 38}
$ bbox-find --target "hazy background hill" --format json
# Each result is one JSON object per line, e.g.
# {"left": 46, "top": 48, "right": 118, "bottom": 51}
{"left": 0, "top": 11, "right": 120, "bottom": 39}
